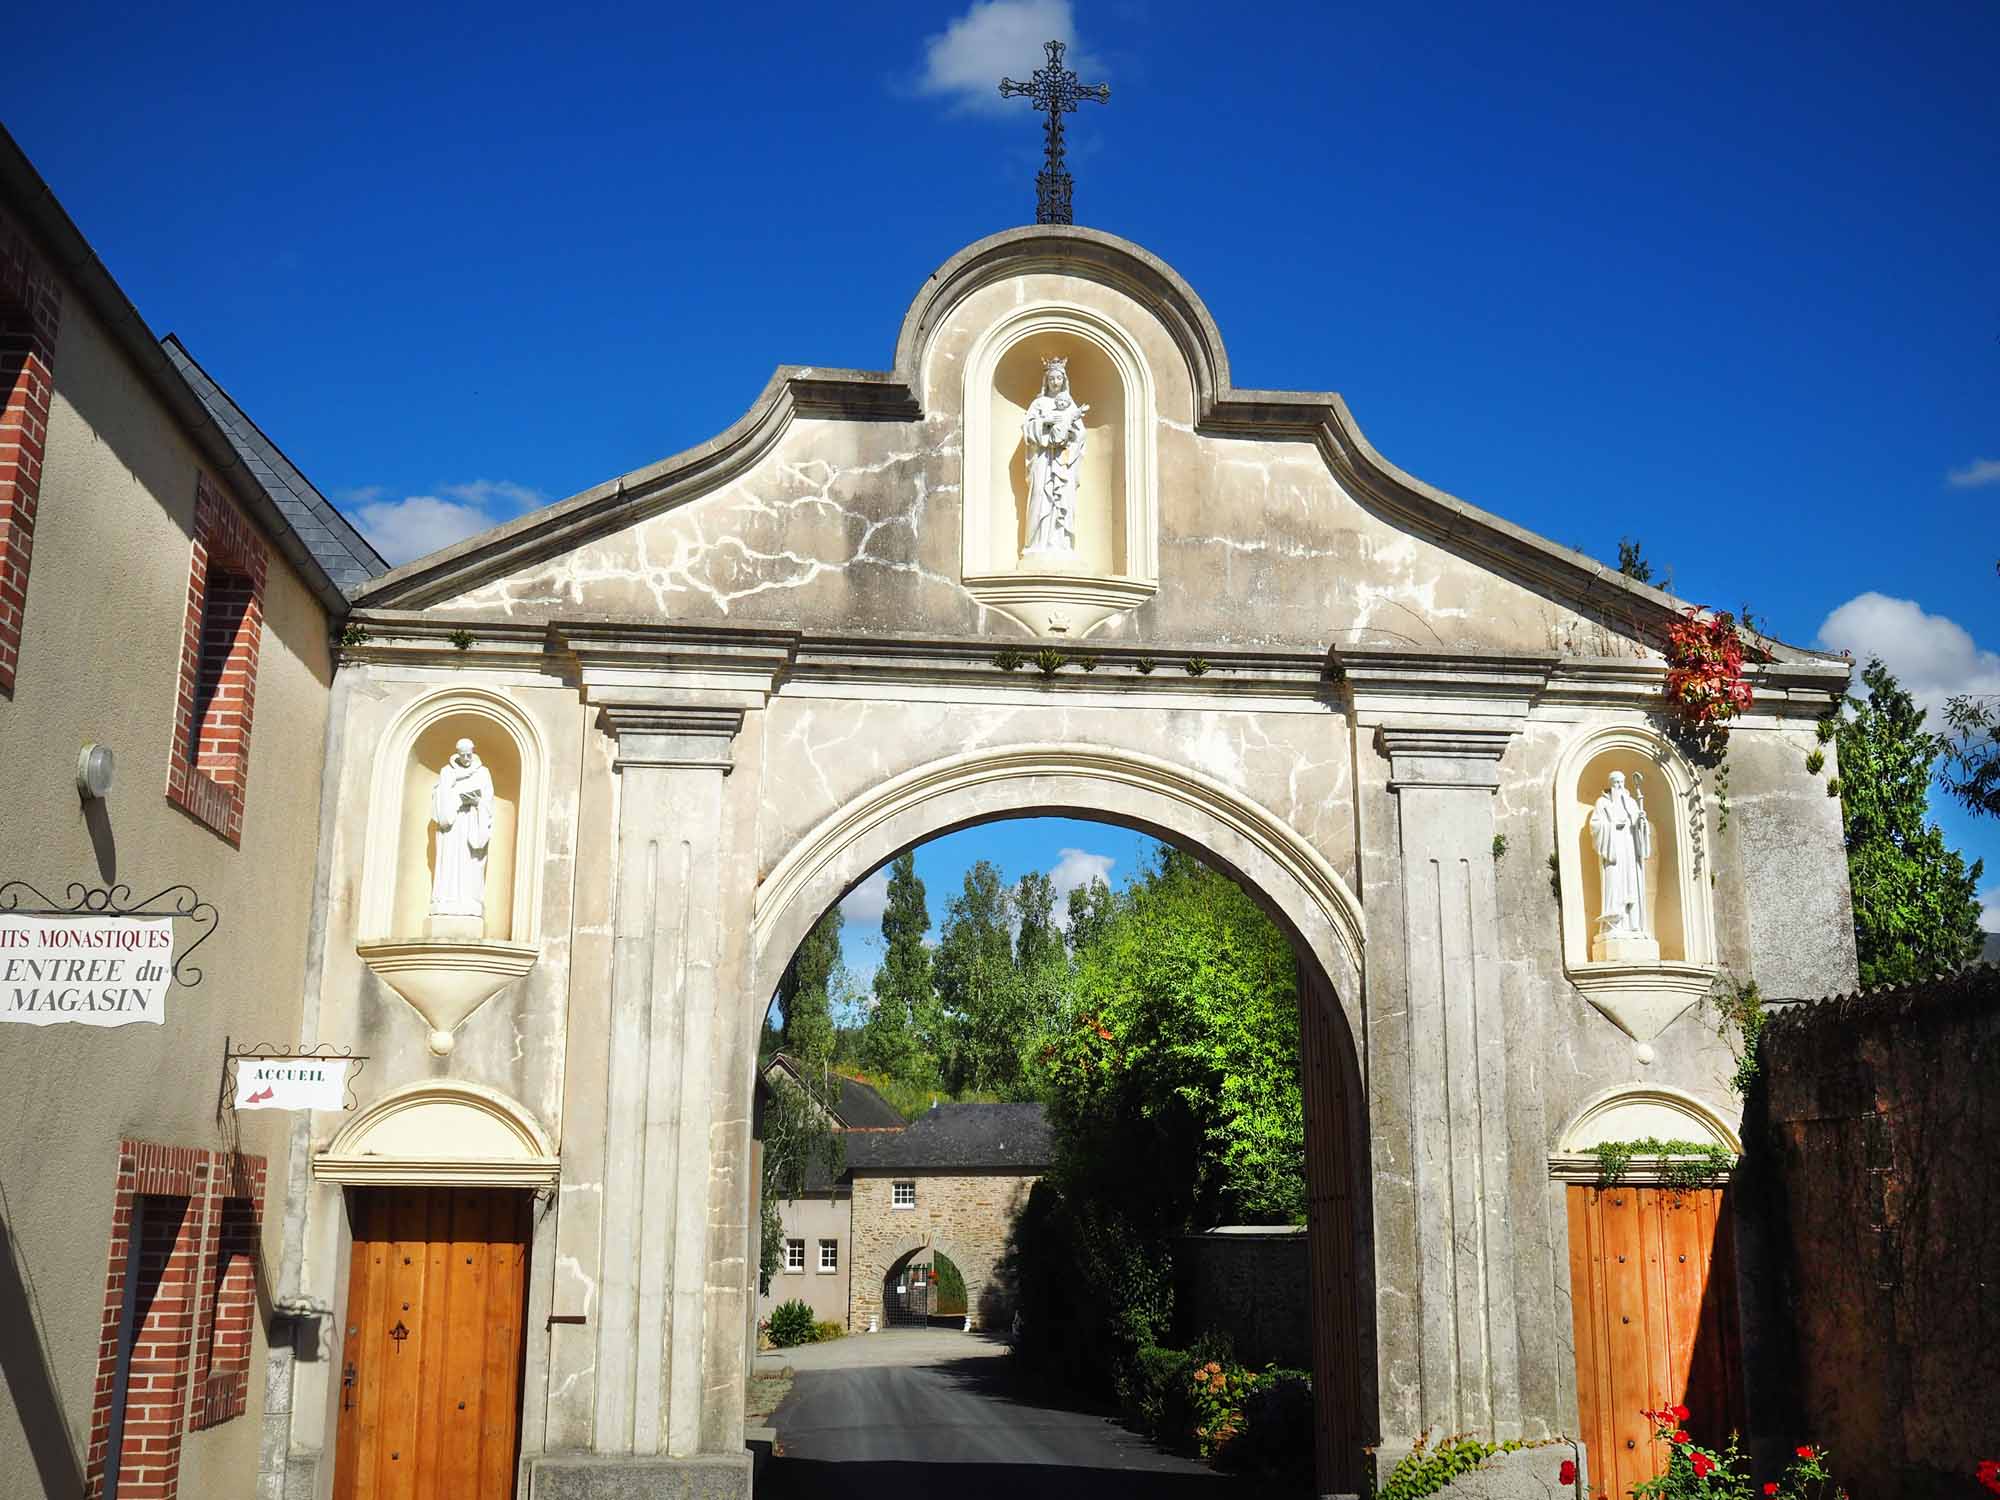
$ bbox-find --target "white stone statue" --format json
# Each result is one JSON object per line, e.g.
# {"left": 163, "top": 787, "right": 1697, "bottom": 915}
{"left": 1589, "top": 770, "right": 1654, "bottom": 959}
{"left": 1021, "top": 355, "right": 1089, "bottom": 558}
{"left": 429, "top": 738, "right": 494, "bottom": 920}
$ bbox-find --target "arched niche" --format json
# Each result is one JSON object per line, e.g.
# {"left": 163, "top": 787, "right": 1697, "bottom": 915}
{"left": 1548, "top": 1084, "right": 1741, "bottom": 1182}
{"left": 359, "top": 687, "right": 547, "bottom": 946}
{"left": 314, "top": 1080, "right": 559, "bottom": 1187}
{"left": 1552, "top": 724, "right": 1717, "bottom": 1042}
{"left": 960, "top": 301, "right": 1158, "bottom": 637}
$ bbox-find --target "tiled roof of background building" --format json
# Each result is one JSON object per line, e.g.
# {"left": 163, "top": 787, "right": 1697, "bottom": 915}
{"left": 846, "top": 1102, "right": 1052, "bottom": 1173}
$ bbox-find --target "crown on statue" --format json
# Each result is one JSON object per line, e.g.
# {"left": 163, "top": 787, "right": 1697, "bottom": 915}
{"left": 1041, "top": 354, "right": 1069, "bottom": 381}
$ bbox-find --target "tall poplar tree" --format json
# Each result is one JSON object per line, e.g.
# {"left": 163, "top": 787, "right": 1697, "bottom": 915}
{"left": 777, "top": 907, "right": 842, "bottom": 1070}
{"left": 864, "top": 852, "right": 932, "bottom": 1078}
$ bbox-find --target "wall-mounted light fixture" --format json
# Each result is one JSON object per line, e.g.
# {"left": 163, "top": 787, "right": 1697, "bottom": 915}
{"left": 76, "top": 743, "right": 115, "bottom": 800}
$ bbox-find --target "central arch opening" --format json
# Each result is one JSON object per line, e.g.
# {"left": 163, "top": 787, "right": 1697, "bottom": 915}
{"left": 748, "top": 790, "right": 1374, "bottom": 1497}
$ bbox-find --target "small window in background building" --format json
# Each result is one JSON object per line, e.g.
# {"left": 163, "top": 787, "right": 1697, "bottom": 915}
{"left": 785, "top": 1238, "right": 805, "bottom": 1272}
{"left": 819, "top": 1239, "right": 838, "bottom": 1271}
{"left": 892, "top": 1181, "right": 915, "bottom": 1208}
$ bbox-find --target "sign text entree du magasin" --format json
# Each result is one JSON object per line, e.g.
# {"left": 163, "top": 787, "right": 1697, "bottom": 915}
{"left": 0, "top": 916, "right": 174, "bottom": 1025}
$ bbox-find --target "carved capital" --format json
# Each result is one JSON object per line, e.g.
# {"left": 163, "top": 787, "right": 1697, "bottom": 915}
{"left": 595, "top": 700, "right": 744, "bottom": 775}
{"left": 1377, "top": 721, "right": 1519, "bottom": 793}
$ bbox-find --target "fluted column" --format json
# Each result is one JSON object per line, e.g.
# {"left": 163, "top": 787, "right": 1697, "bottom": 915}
{"left": 1379, "top": 722, "right": 1524, "bottom": 1439}
{"left": 590, "top": 702, "right": 740, "bottom": 1460}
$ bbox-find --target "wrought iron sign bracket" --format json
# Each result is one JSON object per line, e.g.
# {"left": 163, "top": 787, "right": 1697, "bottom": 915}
{"left": 221, "top": 1036, "right": 370, "bottom": 1116}
{"left": 0, "top": 880, "right": 219, "bottom": 988}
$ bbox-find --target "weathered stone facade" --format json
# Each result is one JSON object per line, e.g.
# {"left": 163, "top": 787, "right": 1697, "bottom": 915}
{"left": 261, "top": 225, "right": 1860, "bottom": 1497}
{"left": 847, "top": 1170, "right": 1039, "bottom": 1332}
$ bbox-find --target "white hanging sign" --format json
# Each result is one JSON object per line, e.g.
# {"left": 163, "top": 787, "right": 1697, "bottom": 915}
{"left": 234, "top": 1057, "right": 352, "bottom": 1112}
{"left": 0, "top": 915, "right": 175, "bottom": 1026}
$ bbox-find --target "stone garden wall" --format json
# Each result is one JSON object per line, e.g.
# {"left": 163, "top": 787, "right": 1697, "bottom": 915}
{"left": 1173, "top": 1227, "right": 1313, "bottom": 1371}
{"left": 1753, "top": 966, "right": 1999, "bottom": 1496}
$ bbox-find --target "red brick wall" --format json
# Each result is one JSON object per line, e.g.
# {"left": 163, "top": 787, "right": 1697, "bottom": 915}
{"left": 0, "top": 206, "right": 62, "bottom": 696}
{"left": 85, "top": 1142, "right": 268, "bottom": 1500}
{"left": 190, "top": 1154, "right": 266, "bottom": 1431}
{"left": 166, "top": 474, "right": 267, "bottom": 842}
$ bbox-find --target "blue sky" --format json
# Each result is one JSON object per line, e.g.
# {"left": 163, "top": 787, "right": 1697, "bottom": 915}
{"left": 10, "top": 0, "right": 1996, "bottom": 936}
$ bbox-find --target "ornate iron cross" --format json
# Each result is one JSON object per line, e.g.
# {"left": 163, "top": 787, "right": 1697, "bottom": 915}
{"left": 999, "top": 40, "right": 1109, "bottom": 226}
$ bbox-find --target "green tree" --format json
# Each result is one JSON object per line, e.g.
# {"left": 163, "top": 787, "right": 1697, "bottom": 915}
{"left": 1064, "top": 877, "right": 1113, "bottom": 952}
{"left": 1015, "top": 870, "right": 1062, "bottom": 972}
{"left": 1052, "top": 846, "right": 1306, "bottom": 1228}
{"left": 1837, "top": 659, "right": 1985, "bottom": 987}
{"left": 864, "top": 853, "right": 933, "bottom": 1079}
{"left": 1941, "top": 693, "right": 2000, "bottom": 822}
{"left": 777, "top": 908, "right": 842, "bottom": 1070}
{"left": 1616, "top": 537, "right": 1654, "bottom": 583}
{"left": 933, "top": 861, "right": 1028, "bottom": 1093}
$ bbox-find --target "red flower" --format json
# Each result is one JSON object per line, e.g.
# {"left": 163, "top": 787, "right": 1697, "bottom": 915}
{"left": 1671, "top": 1403, "right": 1690, "bottom": 1421}
{"left": 1978, "top": 1458, "right": 2000, "bottom": 1496}
{"left": 1558, "top": 1459, "right": 1577, "bottom": 1485}
{"left": 1671, "top": 1431, "right": 1691, "bottom": 1445}
{"left": 1692, "top": 1452, "right": 1716, "bottom": 1479}
{"left": 1764, "top": 1487, "right": 1779, "bottom": 1497}
{"left": 1796, "top": 1446, "right": 1816, "bottom": 1460}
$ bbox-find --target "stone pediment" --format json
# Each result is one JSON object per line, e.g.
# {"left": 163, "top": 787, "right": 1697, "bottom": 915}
{"left": 350, "top": 227, "right": 1815, "bottom": 661}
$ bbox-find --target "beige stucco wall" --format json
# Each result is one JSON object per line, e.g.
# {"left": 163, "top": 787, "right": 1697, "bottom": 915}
{"left": 0, "top": 276, "right": 333, "bottom": 1499}
{"left": 848, "top": 1170, "right": 1040, "bottom": 1332}
{"left": 756, "top": 1191, "right": 850, "bottom": 1329}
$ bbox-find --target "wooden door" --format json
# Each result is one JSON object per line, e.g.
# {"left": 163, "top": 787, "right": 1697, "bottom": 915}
{"left": 334, "top": 1187, "right": 532, "bottom": 1500}
{"left": 1567, "top": 1185, "right": 1745, "bottom": 1500}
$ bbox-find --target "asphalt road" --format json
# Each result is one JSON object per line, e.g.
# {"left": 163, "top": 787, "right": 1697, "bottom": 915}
{"left": 760, "top": 1332, "right": 1263, "bottom": 1500}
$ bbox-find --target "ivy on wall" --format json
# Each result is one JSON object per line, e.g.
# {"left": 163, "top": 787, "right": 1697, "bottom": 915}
{"left": 1588, "top": 1136, "right": 1736, "bottom": 1190}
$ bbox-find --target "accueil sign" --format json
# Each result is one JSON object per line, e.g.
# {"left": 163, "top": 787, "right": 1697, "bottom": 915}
{"left": 234, "top": 1058, "right": 351, "bottom": 1112}
{"left": 0, "top": 915, "right": 174, "bottom": 1026}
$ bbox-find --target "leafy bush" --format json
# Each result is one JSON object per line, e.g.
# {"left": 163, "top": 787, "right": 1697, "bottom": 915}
{"left": 1227, "top": 1369, "right": 1314, "bottom": 1485}
{"left": 810, "top": 1319, "right": 845, "bottom": 1343}
{"left": 767, "top": 1299, "right": 816, "bottom": 1348}
{"left": 932, "top": 1252, "right": 967, "bottom": 1316}
{"left": 1631, "top": 1404, "right": 1846, "bottom": 1500}
{"left": 1120, "top": 1345, "right": 1190, "bottom": 1445}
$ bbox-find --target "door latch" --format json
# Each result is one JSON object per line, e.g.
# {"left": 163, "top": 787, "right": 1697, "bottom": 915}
{"left": 342, "top": 1362, "right": 357, "bottom": 1411}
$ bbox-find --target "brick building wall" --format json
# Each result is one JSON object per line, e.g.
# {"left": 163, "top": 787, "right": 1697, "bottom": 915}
{"left": 848, "top": 1170, "right": 1039, "bottom": 1331}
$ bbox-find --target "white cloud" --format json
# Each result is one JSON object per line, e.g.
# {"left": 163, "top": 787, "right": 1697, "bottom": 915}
{"left": 1981, "top": 882, "right": 2000, "bottom": 934}
{"left": 840, "top": 869, "right": 892, "bottom": 926}
{"left": 347, "top": 479, "right": 548, "bottom": 567}
{"left": 1048, "top": 846, "right": 1114, "bottom": 928}
{"left": 1946, "top": 458, "right": 2000, "bottom": 489}
{"left": 1815, "top": 593, "right": 2000, "bottom": 720}
{"left": 918, "top": 0, "right": 1095, "bottom": 116}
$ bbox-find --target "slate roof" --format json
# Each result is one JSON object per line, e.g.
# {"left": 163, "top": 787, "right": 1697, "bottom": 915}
{"left": 763, "top": 1054, "right": 909, "bottom": 1132}
{"left": 162, "top": 334, "right": 388, "bottom": 593}
{"left": 846, "top": 1102, "right": 1052, "bottom": 1173}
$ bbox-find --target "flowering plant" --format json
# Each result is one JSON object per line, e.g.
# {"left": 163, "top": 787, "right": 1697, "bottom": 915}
{"left": 1663, "top": 609, "right": 1756, "bottom": 756}
{"left": 1188, "top": 1359, "right": 1253, "bottom": 1457}
{"left": 1977, "top": 1458, "right": 2000, "bottom": 1495}
{"left": 1627, "top": 1406, "right": 1844, "bottom": 1500}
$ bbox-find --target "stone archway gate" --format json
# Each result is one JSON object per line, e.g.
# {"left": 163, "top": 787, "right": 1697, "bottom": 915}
{"left": 285, "top": 226, "right": 1857, "bottom": 1500}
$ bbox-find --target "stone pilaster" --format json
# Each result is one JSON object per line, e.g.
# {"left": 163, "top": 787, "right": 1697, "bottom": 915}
{"left": 1378, "top": 721, "right": 1524, "bottom": 1439}
{"left": 589, "top": 701, "right": 740, "bottom": 1462}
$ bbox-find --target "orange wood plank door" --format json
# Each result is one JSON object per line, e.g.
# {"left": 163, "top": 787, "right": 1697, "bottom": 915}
{"left": 1567, "top": 1185, "right": 1745, "bottom": 1500}
{"left": 333, "top": 1187, "right": 533, "bottom": 1500}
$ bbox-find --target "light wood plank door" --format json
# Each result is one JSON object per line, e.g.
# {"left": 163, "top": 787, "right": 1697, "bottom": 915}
{"left": 1567, "top": 1185, "right": 1745, "bottom": 1500}
{"left": 334, "top": 1187, "right": 532, "bottom": 1500}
